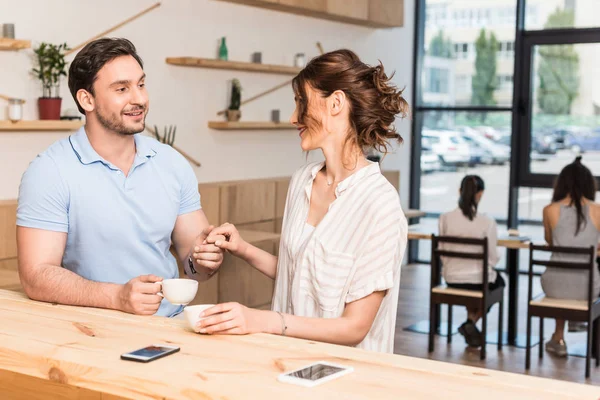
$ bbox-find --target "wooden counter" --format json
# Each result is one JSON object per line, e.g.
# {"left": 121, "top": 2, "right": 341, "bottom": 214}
{"left": 0, "top": 290, "right": 598, "bottom": 399}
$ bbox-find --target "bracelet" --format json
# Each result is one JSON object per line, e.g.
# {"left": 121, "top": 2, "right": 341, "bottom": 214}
{"left": 276, "top": 311, "right": 287, "bottom": 336}
{"left": 188, "top": 256, "right": 197, "bottom": 274}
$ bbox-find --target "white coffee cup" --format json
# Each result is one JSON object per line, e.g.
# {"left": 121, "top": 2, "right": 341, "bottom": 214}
{"left": 158, "top": 279, "right": 198, "bottom": 305}
{"left": 184, "top": 304, "right": 215, "bottom": 332}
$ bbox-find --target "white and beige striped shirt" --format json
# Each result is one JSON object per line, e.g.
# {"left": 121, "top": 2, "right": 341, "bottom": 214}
{"left": 272, "top": 161, "right": 407, "bottom": 353}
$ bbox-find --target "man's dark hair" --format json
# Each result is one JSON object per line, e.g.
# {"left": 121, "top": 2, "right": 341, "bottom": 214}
{"left": 68, "top": 37, "right": 144, "bottom": 114}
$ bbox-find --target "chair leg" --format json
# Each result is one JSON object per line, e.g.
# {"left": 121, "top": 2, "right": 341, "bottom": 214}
{"left": 447, "top": 305, "right": 453, "bottom": 344}
{"left": 595, "top": 319, "right": 600, "bottom": 367}
{"left": 526, "top": 311, "right": 532, "bottom": 371}
{"left": 497, "top": 300, "right": 503, "bottom": 351}
{"left": 428, "top": 301, "right": 435, "bottom": 353}
{"left": 539, "top": 317, "right": 544, "bottom": 359}
{"left": 586, "top": 318, "right": 593, "bottom": 379}
{"left": 480, "top": 303, "right": 487, "bottom": 361}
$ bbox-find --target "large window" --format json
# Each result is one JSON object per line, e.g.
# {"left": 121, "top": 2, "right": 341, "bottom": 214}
{"left": 410, "top": 0, "right": 600, "bottom": 262}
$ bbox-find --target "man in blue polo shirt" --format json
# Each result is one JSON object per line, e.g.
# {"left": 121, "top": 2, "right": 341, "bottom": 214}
{"left": 16, "top": 38, "right": 222, "bottom": 317}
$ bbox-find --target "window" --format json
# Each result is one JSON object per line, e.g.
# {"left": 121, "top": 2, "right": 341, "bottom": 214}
{"left": 421, "top": 0, "right": 516, "bottom": 107}
{"left": 526, "top": 0, "right": 600, "bottom": 30}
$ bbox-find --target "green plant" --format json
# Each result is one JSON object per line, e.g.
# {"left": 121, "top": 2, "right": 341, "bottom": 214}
{"left": 32, "top": 42, "right": 70, "bottom": 98}
{"left": 229, "top": 79, "right": 242, "bottom": 110}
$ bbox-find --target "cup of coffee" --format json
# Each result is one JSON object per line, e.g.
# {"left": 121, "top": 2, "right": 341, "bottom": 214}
{"left": 158, "top": 279, "right": 198, "bottom": 305}
{"left": 184, "top": 304, "right": 215, "bottom": 332}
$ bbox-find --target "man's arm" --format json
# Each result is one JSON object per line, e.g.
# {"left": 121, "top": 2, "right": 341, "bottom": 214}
{"left": 171, "top": 209, "right": 224, "bottom": 282}
{"left": 17, "top": 227, "right": 163, "bottom": 315}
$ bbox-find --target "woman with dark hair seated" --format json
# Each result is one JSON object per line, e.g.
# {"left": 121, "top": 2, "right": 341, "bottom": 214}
{"left": 542, "top": 157, "right": 600, "bottom": 357}
{"left": 439, "top": 175, "right": 504, "bottom": 348}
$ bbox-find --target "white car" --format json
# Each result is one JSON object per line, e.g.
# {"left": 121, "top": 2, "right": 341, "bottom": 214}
{"left": 422, "top": 130, "right": 470, "bottom": 166}
{"left": 421, "top": 149, "right": 441, "bottom": 173}
{"left": 461, "top": 129, "right": 510, "bottom": 165}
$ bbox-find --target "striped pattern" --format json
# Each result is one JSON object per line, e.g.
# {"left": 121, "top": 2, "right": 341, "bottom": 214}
{"left": 272, "top": 161, "right": 407, "bottom": 353}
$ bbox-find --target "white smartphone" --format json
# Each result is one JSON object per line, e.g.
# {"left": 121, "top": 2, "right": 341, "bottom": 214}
{"left": 277, "top": 361, "right": 354, "bottom": 387}
{"left": 120, "top": 344, "right": 180, "bottom": 363}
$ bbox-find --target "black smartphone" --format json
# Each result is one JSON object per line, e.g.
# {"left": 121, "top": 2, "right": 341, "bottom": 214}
{"left": 120, "top": 344, "right": 180, "bottom": 363}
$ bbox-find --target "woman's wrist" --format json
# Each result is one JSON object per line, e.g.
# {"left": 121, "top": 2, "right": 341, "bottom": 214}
{"left": 263, "top": 310, "right": 285, "bottom": 335}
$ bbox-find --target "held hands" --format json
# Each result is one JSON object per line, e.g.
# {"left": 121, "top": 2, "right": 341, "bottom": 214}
{"left": 205, "top": 223, "right": 248, "bottom": 259}
{"left": 191, "top": 225, "right": 225, "bottom": 275}
{"left": 118, "top": 274, "right": 163, "bottom": 315}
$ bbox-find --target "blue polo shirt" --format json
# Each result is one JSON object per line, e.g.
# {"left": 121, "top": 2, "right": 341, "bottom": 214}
{"left": 16, "top": 127, "right": 201, "bottom": 317}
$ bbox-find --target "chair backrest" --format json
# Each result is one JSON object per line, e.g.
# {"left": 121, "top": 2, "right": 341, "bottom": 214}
{"left": 528, "top": 243, "right": 596, "bottom": 310}
{"left": 431, "top": 235, "right": 489, "bottom": 293}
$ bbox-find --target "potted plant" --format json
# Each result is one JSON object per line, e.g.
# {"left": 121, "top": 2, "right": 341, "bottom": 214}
{"left": 32, "top": 42, "right": 69, "bottom": 120}
{"left": 226, "top": 78, "right": 242, "bottom": 122}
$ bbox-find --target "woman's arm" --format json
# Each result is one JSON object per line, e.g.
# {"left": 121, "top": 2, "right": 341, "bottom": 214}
{"left": 542, "top": 205, "right": 553, "bottom": 245}
{"left": 207, "top": 223, "right": 278, "bottom": 279}
{"left": 196, "top": 291, "right": 386, "bottom": 346}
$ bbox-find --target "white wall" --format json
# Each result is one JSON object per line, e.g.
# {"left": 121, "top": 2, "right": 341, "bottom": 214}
{"left": 0, "top": 0, "right": 414, "bottom": 207}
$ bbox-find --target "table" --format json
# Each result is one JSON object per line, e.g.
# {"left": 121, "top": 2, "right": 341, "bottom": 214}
{"left": 405, "top": 209, "right": 426, "bottom": 219}
{"left": 1, "top": 290, "right": 597, "bottom": 399}
{"left": 407, "top": 225, "right": 534, "bottom": 346}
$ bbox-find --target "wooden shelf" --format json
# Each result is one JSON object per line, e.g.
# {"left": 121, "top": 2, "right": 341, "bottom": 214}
{"left": 215, "top": 0, "right": 404, "bottom": 28}
{"left": 0, "top": 38, "right": 31, "bottom": 51}
{"left": 208, "top": 121, "right": 295, "bottom": 130}
{"left": 0, "top": 120, "right": 83, "bottom": 132}
{"left": 166, "top": 57, "right": 301, "bottom": 75}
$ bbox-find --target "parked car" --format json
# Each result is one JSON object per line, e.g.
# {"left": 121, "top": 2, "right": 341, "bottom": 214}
{"left": 462, "top": 139, "right": 494, "bottom": 166}
{"left": 422, "top": 130, "right": 470, "bottom": 167}
{"left": 550, "top": 126, "right": 589, "bottom": 150}
{"left": 498, "top": 133, "right": 556, "bottom": 156}
{"left": 421, "top": 147, "right": 441, "bottom": 173}
{"left": 564, "top": 129, "right": 600, "bottom": 153}
{"left": 460, "top": 129, "right": 510, "bottom": 165}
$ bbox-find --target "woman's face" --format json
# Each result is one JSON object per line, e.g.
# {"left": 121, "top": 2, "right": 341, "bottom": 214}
{"left": 475, "top": 190, "right": 484, "bottom": 205}
{"left": 290, "top": 84, "right": 331, "bottom": 152}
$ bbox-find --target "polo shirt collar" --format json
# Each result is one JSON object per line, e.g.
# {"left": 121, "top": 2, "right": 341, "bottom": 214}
{"left": 69, "top": 127, "right": 157, "bottom": 168}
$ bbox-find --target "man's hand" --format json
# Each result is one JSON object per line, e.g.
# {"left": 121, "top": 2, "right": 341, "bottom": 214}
{"left": 191, "top": 225, "right": 225, "bottom": 275}
{"left": 117, "top": 274, "right": 163, "bottom": 315}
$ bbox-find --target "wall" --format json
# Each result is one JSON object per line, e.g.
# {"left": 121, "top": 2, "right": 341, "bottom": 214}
{"left": 0, "top": 0, "right": 414, "bottom": 208}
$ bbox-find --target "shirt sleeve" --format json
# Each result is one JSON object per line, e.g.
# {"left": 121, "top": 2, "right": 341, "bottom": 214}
{"left": 178, "top": 155, "right": 201, "bottom": 215}
{"left": 487, "top": 218, "right": 500, "bottom": 267}
{"left": 16, "top": 155, "right": 69, "bottom": 233}
{"left": 346, "top": 208, "right": 404, "bottom": 303}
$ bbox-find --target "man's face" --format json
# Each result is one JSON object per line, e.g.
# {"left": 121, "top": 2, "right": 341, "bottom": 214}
{"left": 91, "top": 55, "right": 148, "bottom": 135}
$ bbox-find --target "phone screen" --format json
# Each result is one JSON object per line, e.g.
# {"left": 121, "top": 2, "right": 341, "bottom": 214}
{"left": 121, "top": 345, "right": 179, "bottom": 362}
{"left": 287, "top": 363, "right": 346, "bottom": 381}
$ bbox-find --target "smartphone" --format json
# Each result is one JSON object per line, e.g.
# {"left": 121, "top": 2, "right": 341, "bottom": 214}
{"left": 120, "top": 344, "right": 180, "bottom": 363}
{"left": 277, "top": 361, "right": 354, "bottom": 387}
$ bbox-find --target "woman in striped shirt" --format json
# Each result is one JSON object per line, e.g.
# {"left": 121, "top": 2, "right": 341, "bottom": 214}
{"left": 194, "top": 49, "right": 409, "bottom": 353}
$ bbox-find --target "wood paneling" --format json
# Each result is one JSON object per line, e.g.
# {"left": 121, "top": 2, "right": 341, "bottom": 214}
{"left": 0, "top": 200, "right": 17, "bottom": 260}
{"left": 279, "top": 0, "right": 326, "bottom": 12}
{"left": 197, "top": 183, "right": 221, "bottom": 225}
{"left": 220, "top": 180, "right": 276, "bottom": 225}
{"left": 369, "top": 0, "right": 404, "bottom": 27}
{"left": 382, "top": 170, "right": 400, "bottom": 193}
{"left": 215, "top": 0, "right": 403, "bottom": 27}
{"left": 327, "top": 0, "right": 369, "bottom": 19}
{"left": 218, "top": 239, "right": 275, "bottom": 308}
{"left": 275, "top": 178, "right": 290, "bottom": 219}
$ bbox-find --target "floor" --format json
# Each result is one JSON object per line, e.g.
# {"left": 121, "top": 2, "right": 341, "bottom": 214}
{"left": 394, "top": 263, "right": 600, "bottom": 385}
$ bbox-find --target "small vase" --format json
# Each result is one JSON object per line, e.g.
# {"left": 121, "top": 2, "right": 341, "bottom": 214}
{"left": 225, "top": 109, "right": 241, "bottom": 122}
{"left": 38, "top": 98, "right": 62, "bottom": 120}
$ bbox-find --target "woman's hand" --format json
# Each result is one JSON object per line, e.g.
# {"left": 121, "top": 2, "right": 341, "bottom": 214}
{"left": 206, "top": 223, "right": 248, "bottom": 259}
{"left": 196, "top": 302, "right": 272, "bottom": 335}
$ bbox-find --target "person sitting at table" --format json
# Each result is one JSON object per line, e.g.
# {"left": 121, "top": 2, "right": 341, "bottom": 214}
{"left": 16, "top": 38, "right": 224, "bottom": 317}
{"left": 541, "top": 156, "right": 600, "bottom": 357}
{"left": 439, "top": 175, "right": 504, "bottom": 348}
{"left": 188, "top": 49, "right": 409, "bottom": 353}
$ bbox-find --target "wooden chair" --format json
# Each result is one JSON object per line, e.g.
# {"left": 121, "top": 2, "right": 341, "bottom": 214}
{"left": 526, "top": 243, "right": 600, "bottom": 378}
{"left": 429, "top": 235, "right": 504, "bottom": 360}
